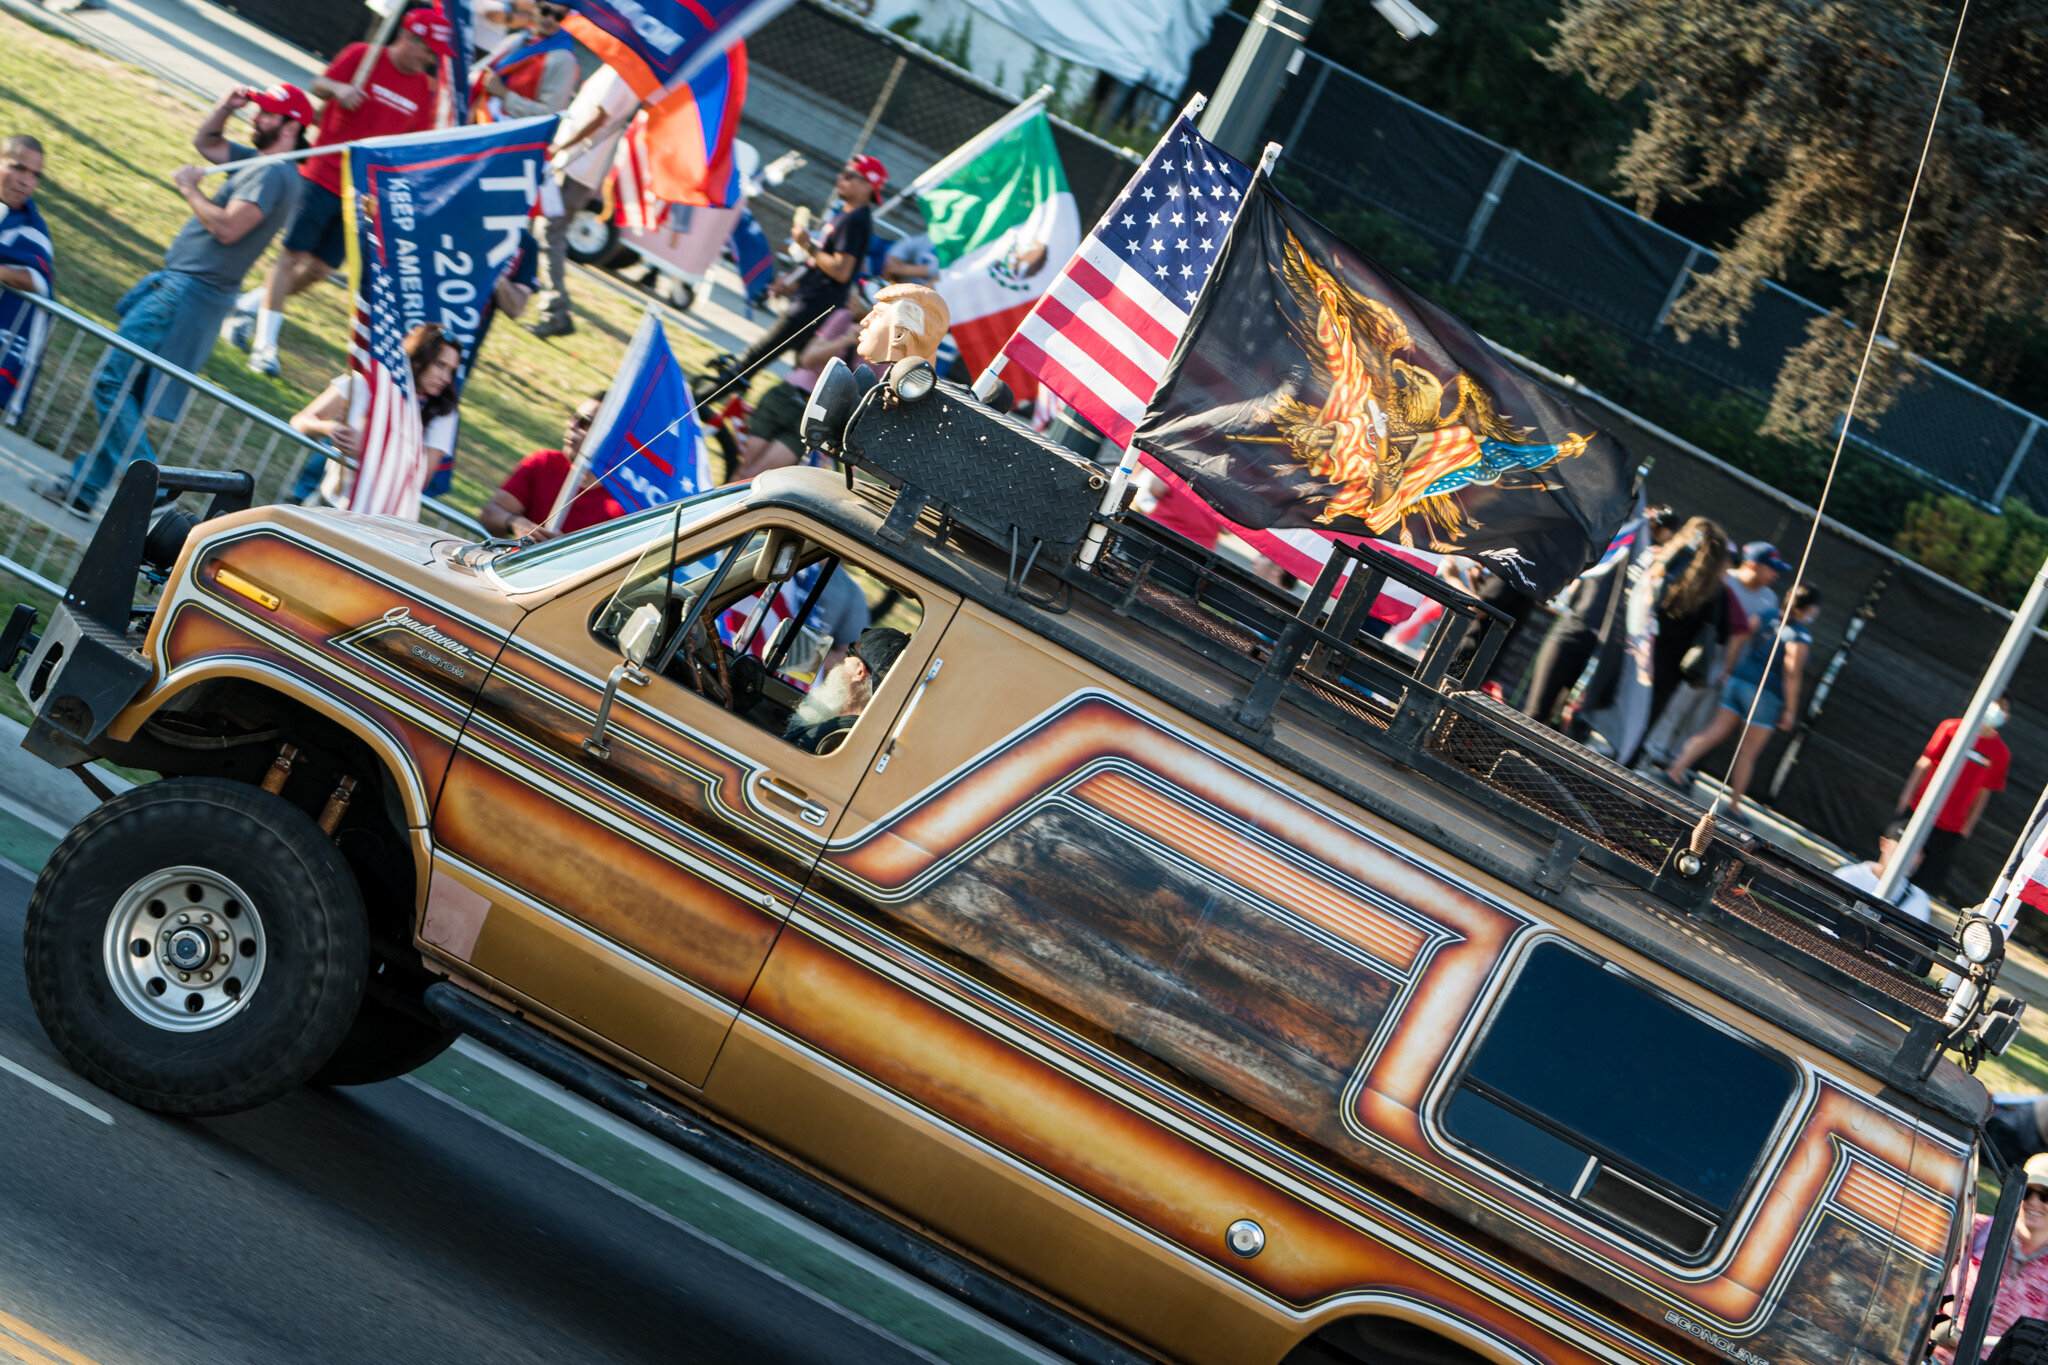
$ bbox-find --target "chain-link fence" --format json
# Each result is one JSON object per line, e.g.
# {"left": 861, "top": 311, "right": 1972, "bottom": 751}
{"left": 1239, "top": 28, "right": 2047, "bottom": 513}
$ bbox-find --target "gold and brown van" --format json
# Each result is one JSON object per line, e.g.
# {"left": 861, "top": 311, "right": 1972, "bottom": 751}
{"left": 6, "top": 383, "right": 2024, "bottom": 1365}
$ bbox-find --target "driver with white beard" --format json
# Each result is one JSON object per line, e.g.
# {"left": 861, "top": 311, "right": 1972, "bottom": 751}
{"left": 785, "top": 625, "right": 909, "bottom": 754}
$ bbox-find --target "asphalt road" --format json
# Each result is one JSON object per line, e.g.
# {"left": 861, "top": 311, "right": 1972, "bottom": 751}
{"left": 0, "top": 858, "right": 931, "bottom": 1365}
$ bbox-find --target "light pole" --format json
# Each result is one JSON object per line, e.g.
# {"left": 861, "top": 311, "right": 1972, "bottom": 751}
{"left": 1877, "top": 550, "right": 2048, "bottom": 901}
{"left": 1198, "top": 0, "right": 1326, "bottom": 162}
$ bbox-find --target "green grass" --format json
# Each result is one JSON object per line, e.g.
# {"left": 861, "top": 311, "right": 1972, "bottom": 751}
{"left": 0, "top": 10, "right": 725, "bottom": 511}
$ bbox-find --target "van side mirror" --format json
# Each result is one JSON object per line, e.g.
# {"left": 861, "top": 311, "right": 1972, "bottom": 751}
{"left": 618, "top": 603, "right": 662, "bottom": 667}
{"left": 587, "top": 604, "right": 663, "bottom": 759}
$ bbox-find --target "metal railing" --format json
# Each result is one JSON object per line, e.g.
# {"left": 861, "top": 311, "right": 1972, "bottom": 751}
{"left": 0, "top": 287, "right": 486, "bottom": 598}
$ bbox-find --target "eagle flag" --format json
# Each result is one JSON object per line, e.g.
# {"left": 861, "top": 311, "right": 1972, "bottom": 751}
{"left": 1133, "top": 178, "right": 1635, "bottom": 600}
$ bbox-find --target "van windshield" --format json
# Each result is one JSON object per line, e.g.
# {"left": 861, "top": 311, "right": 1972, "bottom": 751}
{"left": 491, "top": 487, "right": 751, "bottom": 593}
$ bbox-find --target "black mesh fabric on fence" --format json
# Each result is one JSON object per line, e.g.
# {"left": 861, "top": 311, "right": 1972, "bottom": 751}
{"left": 1200, "top": 7, "right": 2048, "bottom": 515}
{"left": 1567, "top": 385, "right": 2048, "bottom": 912}
{"left": 212, "top": 0, "right": 370, "bottom": 61}
{"left": 741, "top": 2, "right": 1138, "bottom": 251}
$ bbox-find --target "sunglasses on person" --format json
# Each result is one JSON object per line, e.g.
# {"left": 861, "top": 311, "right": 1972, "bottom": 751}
{"left": 567, "top": 410, "right": 596, "bottom": 430}
{"left": 537, "top": 4, "right": 570, "bottom": 18}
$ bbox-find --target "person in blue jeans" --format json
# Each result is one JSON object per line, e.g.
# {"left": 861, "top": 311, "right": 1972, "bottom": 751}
{"left": 38, "top": 83, "right": 308, "bottom": 515}
{"left": 1663, "top": 583, "right": 1820, "bottom": 820}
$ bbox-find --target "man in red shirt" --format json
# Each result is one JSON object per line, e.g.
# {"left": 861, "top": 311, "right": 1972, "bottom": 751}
{"left": 1896, "top": 697, "right": 2012, "bottom": 895}
{"left": 480, "top": 394, "right": 628, "bottom": 539}
{"left": 234, "top": 8, "right": 450, "bottom": 377}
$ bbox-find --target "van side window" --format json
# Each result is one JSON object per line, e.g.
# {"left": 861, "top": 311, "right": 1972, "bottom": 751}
{"left": 1440, "top": 942, "right": 1794, "bottom": 1257}
{"left": 591, "top": 526, "right": 923, "bottom": 756}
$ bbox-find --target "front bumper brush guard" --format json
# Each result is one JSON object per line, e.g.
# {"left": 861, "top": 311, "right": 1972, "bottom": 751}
{"left": 12, "top": 462, "right": 253, "bottom": 767}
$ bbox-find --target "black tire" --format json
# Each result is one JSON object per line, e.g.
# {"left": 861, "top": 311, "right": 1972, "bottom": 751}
{"left": 23, "top": 777, "right": 370, "bottom": 1116}
{"left": 564, "top": 207, "right": 623, "bottom": 266}
{"left": 310, "top": 961, "right": 458, "bottom": 1087}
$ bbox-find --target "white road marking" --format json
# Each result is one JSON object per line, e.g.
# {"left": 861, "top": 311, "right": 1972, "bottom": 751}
{"left": 0, "top": 1051, "right": 113, "bottom": 1125}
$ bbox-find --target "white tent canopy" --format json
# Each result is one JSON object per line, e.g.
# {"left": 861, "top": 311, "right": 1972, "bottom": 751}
{"left": 954, "top": 0, "right": 1234, "bottom": 93}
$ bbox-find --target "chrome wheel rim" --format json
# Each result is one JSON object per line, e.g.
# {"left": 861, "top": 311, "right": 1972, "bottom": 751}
{"left": 101, "top": 866, "right": 267, "bottom": 1032}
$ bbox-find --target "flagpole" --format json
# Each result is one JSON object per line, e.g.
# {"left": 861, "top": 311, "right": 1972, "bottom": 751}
{"left": 872, "top": 85, "right": 1054, "bottom": 228}
{"left": 549, "top": 309, "right": 659, "bottom": 531}
{"left": 354, "top": 0, "right": 408, "bottom": 91}
{"left": 1076, "top": 138, "right": 1282, "bottom": 572}
{"left": 200, "top": 114, "right": 559, "bottom": 175}
{"left": 970, "top": 91, "right": 1211, "bottom": 408}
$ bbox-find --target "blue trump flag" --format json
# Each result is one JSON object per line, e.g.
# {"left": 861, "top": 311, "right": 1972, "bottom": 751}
{"left": 565, "top": 0, "right": 791, "bottom": 95}
{"left": 342, "top": 115, "right": 559, "bottom": 516}
{"left": 437, "top": 0, "right": 476, "bottom": 127}
{"left": 552, "top": 309, "right": 711, "bottom": 527}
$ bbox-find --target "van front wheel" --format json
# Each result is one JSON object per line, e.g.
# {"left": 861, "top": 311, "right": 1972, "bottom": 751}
{"left": 23, "top": 777, "right": 370, "bottom": 1116}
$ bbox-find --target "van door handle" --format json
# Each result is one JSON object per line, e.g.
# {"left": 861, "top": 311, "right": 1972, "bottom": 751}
{"left": 875, "top": 657, "right": 941, "bottom": 774}
{"left": 752, "top": 772, "right": 830, "bottom": 828}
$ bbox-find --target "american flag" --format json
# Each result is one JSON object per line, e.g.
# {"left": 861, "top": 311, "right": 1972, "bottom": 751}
{"left": 998, "top": 117, "right": 1252, "bottom": 447}
{"left": 346, "top": 270, "right": 427, "bottom": 519}
{"left": 611, "top": 112, "right": 667, "bottom": 231}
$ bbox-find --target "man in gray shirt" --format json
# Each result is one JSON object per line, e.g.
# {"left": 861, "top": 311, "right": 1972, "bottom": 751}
{"left": 39, "top": 84, "right": 310, "bottom": 515}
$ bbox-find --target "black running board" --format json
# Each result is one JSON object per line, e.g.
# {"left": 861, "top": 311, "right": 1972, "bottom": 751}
{"left": 423, "top": 984, "right": 1158, "bottom": 1365}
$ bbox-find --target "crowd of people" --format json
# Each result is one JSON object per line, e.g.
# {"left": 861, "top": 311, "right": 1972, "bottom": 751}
{"left": 0, "top": 0, "right": 2031, "bottom": 917}
{"left": 1494, "top": 504, "right": 2022, "bottom": 919}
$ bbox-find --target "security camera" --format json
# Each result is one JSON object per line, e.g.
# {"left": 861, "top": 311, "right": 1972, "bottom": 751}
{"left": 1372, "top": 0, "right": 1438, "bottom": 39}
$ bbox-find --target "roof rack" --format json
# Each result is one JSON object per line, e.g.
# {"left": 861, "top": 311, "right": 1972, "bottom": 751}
{"left": 832, "top": 373, "right": 1992, "bottom": 1081}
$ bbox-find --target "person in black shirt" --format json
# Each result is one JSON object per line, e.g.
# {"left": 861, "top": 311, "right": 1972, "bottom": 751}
{"left": 725, "top": 155, "right": 885, "bottom": 383}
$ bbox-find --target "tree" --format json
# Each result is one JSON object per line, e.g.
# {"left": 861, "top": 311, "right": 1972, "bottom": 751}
{"left": 1547, "top": 1, "right": 2048, "bottom": 443}
{"left": 1241, "top": 0, "right": 1638, "bottom": 190}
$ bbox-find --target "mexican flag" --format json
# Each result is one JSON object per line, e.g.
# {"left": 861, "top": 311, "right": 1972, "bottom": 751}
{"left": 919, "top": 105, "right": 1080, "bottom": 403}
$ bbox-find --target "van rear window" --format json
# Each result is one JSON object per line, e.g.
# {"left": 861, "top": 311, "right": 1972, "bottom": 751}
{"left": 1442, "top": 942, "right": 1794, "bottom": 1257}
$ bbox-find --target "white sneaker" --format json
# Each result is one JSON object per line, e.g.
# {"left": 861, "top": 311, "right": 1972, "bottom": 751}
{"left": 247, "top": 345, "right": 280, "bottom": 377}
{"left": 220, "top": 312, "right": 254, "bottom": 351}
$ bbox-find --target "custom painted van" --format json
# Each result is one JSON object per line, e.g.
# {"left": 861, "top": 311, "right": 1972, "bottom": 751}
{"left": 8, "top": 378, "right": 2020, "bottom": 1365}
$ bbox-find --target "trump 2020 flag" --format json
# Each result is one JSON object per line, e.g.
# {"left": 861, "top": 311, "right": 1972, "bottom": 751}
{"left": 1134, "top": 178, "right": 1634, "bottom": 599}
{"left": 343, "top": 116, "right": 559, "bottom": 518}
{"left": 552, "top": 310, "right": 711, "bottom": 527}
{"left": 434, "top": 0, "right": 475, "bottom": 127}
{"left": 564, "top": 0, "right": 785, "bottom": 93}
{"left": 0, "top": 194, "right": 53, "bottom": 425}
{"left": 566, "top": 2, "right": 755, "bottom": 207}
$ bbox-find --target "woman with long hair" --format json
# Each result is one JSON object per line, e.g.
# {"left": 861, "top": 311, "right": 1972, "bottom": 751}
{"left": 288, "top": 323, "right": 463, "bottom": 511}
{"left": 1594, "top": 516, "right": 1732, "bottom": 766}
{"left": 1664, "top": 584, "right": 1821, "bottom": 819}
{"left": 1645, "top": 516, "right": 1733, "bottom": 717}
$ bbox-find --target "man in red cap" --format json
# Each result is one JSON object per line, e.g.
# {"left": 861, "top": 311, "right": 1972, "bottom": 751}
{"left": 36, "top": 83, "right": 312, "bottom": 515}
{"left": 227, "top": 10, "right": 448, "bottom": 377}
{"left": 720, "top": 154, "right": 886, "bottom": 384}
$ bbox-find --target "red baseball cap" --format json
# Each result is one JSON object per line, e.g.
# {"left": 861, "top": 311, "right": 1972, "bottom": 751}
{"left": 847, "top": 154, "right": 887, "bottom": 195}
{"left": 403, "top": 8, "right": 456, "bottom": 58}
{"left": 245, "top": 83, "right": 316, "bottom": 129}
